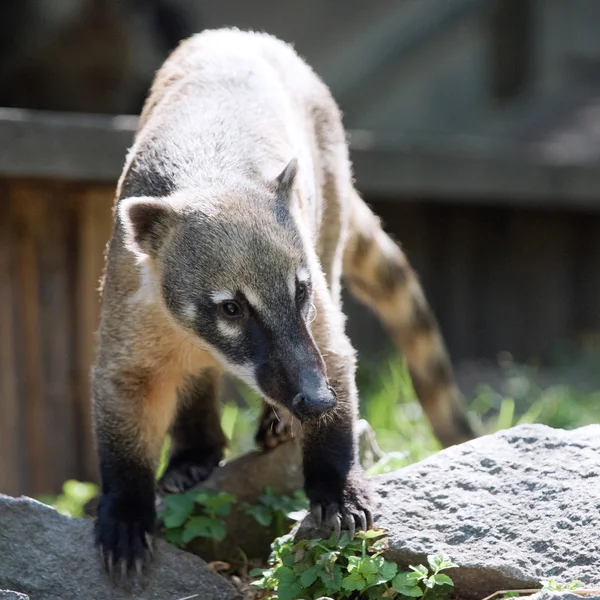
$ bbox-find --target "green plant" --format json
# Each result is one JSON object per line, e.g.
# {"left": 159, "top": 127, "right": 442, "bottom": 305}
{"left": 37, "top": 480, "right": 98, "bottom": 518}
{"left": 158, "top": 488, "right": 237, "bottom": 548}
{"left": 243, "top": 487, "right": 309, "bottom": 537}
{"left": 540, "top": 578, "right": 583, "bottom": 593}
{"left": 251, "top": 529, "right": 456, "bottom": 600}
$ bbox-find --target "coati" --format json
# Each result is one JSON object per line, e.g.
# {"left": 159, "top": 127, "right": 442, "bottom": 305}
{"left": 92, "top": 27, "right": 476, "bottom": 575}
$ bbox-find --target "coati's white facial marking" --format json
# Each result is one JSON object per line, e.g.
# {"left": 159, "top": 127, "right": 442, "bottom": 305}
{"left": 216, "top": 320, "right": 242, "bottom": 339}
{"left": 211, "top": 290, "right": 236, "bottom": 304}
{"left": 182, "top": 302, "right": 197, "bottom": 321}
{"left": 297, "top": 267, "right": 310, "bottom": 284}
{"left": 288, "top": 267, "right": 310, "bottom": 297}
{"left": 287, "top": 273, "right": 296, "bottom": 297}
{"left": 242, "top": 287, "right": 264, "bottom": 312}
{"left": 129, "top": 256, "right": 159, "bottom": 305}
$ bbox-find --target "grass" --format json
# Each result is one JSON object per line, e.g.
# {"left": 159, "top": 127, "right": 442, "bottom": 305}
{"left": 218, "top": 351, "right": 600, "bottom": 472}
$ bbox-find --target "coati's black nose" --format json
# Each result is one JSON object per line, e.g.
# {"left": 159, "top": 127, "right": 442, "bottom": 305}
{"left": 292, "top": 385, "right": 337, "bottom": 421}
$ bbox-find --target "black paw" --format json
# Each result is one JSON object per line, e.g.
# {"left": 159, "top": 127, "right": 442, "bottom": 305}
{"left": 157, "top": 450, "right": 221, "bottom": 494}
{"left": 94, "top": 493, "right": 155, "bottom": 579}
{"left": 255, "top": 406, "right": 295, "bottom": 450}
{"left": 306, "top": 472, "right": 374, "bottom": 541}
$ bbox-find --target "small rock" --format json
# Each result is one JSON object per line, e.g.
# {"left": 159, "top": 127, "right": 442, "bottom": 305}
{"left": 298, "top": 424, "right": 600, "bottom": 600}
{"left": 0, "top": 495, "right": 241, "bottom": 600}
{"left": 0, "top": 592, "right": 30, "bottom": 600}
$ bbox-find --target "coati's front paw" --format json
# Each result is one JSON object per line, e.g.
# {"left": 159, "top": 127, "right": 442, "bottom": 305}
{"left": 95, "top": 493, "right": 155, "bottom": 578}
{"left": 158, "top": 461, "right": 214, "bottom": 494}
{"left": 157, "top": 450, "right": 222, "bottom": 494}
{"left": 306, "top": 472, "right": 374, "bottom": 541}
{"left": 255, "top": 407, "right": 295, "bottom": 450}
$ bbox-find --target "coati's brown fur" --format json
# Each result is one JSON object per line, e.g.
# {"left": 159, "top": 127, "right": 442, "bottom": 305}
{"left": 92, "top": 27, "right": 476, "bottom": 574}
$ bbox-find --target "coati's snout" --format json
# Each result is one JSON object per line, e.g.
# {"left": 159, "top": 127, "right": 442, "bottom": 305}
{"left": 254, "top": 326, "right": 337, "bottom": 421}
{"left": 292, "top": 382, "right": 337, "bottom": 421}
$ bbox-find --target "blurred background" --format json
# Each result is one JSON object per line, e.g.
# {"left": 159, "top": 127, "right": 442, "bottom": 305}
{"left": 2, "top": 0, "right": 600, "bottom": 500}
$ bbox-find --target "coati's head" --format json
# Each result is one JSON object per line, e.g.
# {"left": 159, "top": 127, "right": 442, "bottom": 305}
{"left": 118, "top": 159, "right": 337, "bottom": 422}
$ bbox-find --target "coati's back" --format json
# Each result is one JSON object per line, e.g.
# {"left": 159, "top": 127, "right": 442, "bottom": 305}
{"left": 119, "top": 28, "right": 327, "bottom": 208}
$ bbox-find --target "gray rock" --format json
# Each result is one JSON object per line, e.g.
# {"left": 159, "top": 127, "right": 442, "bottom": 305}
{"left": 299, "top": 424, "right": 600, "bottom": 599}
{"left": 531, "top": 593, "right": 600, "bottom": 600}
{"left": 0, "top": 592, "right": 30, "bottom": 600}
{"left": 0, "top": 495, "right": 241, "bottom": 600}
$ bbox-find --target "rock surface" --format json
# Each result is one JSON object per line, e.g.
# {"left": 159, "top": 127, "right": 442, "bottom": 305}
{"left": 0, "top": 592, "right": 30, "bottom": 600}
{"left": 0, "top": 495, "right": 241, "bottom": 600}
{"left": 299, "top": 424, "right": 600, "bottom": 599}
{"left": 531, "top": 593, "right": 600, "bottom": 600}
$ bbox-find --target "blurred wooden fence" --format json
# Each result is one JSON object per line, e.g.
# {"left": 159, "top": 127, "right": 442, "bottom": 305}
{"left": 2, "top": 109, "right": 600, "bottom": 498}
{"left": 0, "top": 179, "right": 114, "bottom": 496}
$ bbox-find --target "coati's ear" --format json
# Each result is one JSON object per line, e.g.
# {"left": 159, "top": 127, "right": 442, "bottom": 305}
{"left": 275, "top": 158, "right": 299, "bottom": 197}
{"left": 118, "top": 197, "right": 178, "bottom": 258}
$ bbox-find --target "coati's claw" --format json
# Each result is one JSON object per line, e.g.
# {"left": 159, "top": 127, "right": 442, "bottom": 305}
{"left": 307, "top": 474, "right": 374, "bottom": 542}
{"left": 158, "top": 460, "right": 215, "bottom": 494}
{"left": 95, "top": 493, "right": 155, "bottom": 581}
{"left": 345, "top": 514, "right": 356, "bottom": 540}
{"left": 255, "top": 407, "right": 295, "bottom": 450}
{"left": 331, "top": 513, "right": 342, "bottom": 542}
{"left": 359, "top": 511, "right": 368, "bottom": 532}
{"left": 311, "top": 503, "right": 323, "bottom": 527}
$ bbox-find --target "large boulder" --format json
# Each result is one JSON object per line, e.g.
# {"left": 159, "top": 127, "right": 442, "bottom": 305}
{"left": 299, "top": 424, "right": 600, "bottom": 599}
{"left": 0, "top": 495, "right": 241, "bottom": 600}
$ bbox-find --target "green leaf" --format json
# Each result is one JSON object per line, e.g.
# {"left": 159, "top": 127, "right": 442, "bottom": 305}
{"left": 346, "top": 555, "right": 362, "bottom": 573}
{"left": 432, "top": 573, "right": 454, "bottom": 587}
{"left": 322, "top": 564, "right": 343, "bottom": 592}
{"left": 182, "top": 515, "right": 215, "bottom": 542}
{"left": 208, "top": 518, "right": 226, "bottom": 542}
{"left": 379, "top": 561, "right": 398, "bottom": 581}
{"left": 359, "top": 556, "right": 382, "bottom": 576}
{"left": 277, "top": 580, "right": 303, "bottom": 600}
{"left": 355, "top": 528, "right": 387, "bottom": 540}
{"left": 162, "top": 526, "right": 184, "bottom": 547}
{"left": 160, "top": 493, "right": 195, "bottom": 527}
{"left": 423, "top": 576, "right": 436, "bottom": 589}
{"left": 410, "top": 564, "right": 429, "bottom": 579}
{"left": 274, "top": 566, "right": 303, "bottom": 600}
{"left": 300, "top": 564, "right": 321, "bottom": 587}
{"left": 428, "top": 554, "right": 457, "bottom": 572}
{"left": 369, "top": 538, "right": 390, "bottom": 553}
{"left": 394, "top": 585, "right": 424, "bottom": 597}
{"left": 342, "top": 571, "right": 367, "bottom": 592}
{"left": 273, "top": 565, "right": 297, "bottom": 583}
{"left": 392, "top": 573, "right": 424, "bottom": 597}
{"left": 245, "top": 504, "right": 273, "bottom": 527}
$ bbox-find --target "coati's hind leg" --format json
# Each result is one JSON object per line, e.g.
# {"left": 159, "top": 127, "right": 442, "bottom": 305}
{"left": 158, "top": 369, "right": 227, "bottom": 494}
{"left": 255, "top": 402, "right": 295, "bottom": 450}
{"left": 343, "top": 192, "right": 477, "bottom": 448}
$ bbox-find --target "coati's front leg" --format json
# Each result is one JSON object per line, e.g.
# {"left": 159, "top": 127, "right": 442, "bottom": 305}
{"left": 93, "top": 364, "right": 178, "bottom": 575}
{"left": 158, "top": 370, "right": 227, "bottom": 493}
{"left": 302, "top": 289, "right": 374, "bottom": 535}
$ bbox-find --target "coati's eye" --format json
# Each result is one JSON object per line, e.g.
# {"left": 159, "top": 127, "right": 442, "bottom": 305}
{"left": 296, "top": 282, "right": 308, "bottom": 304}
{"left": 220, "top": 301, "right": 243, "bottom": 319}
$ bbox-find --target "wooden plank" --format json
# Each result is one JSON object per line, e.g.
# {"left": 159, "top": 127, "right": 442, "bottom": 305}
{"left": 38, "top": 183, "right": 77, "bottom": 489}
{"left": 12, "top": 182, "right": 49, "bottom": 495}
{"left": 74, "top": 185, "right": 114, "bottom": 483}
{"left": 0, "top": 184, "right": 21, "bottom": 496}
